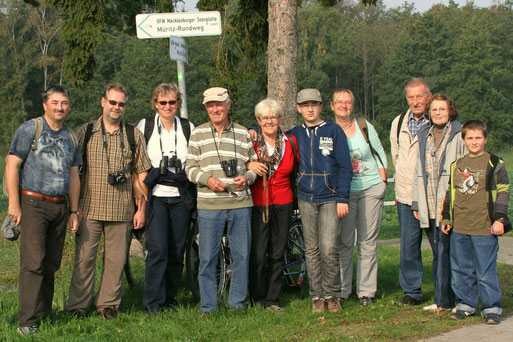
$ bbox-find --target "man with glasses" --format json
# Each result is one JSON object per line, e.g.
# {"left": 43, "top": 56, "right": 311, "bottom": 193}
{"left": 289, "top": 89, "right": 352, "bottom": 312}
{"left": 6, "top": 86, "right": 81, "bottom": 335}
{"left": 65, "top": 83, "right": 151, "bottom": 320}
{"left": 185, "top": 87, "right": 258, "bottom": 315}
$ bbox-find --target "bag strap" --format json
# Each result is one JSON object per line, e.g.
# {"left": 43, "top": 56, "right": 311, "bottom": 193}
{"left": 486, "top": 154, "right": 500, "bottom": 222}
{"left": 144, "top": 116, "right": 191, "bottom": 144}
{"left": 396, "top": 112, "right": 406, "bottom": 145}
{"left": 29, "top": 117, "right": 44, "bottom": 150}
{"left": 179, "top": 117, "right": 191, "bottom": 143}
{"left": 357, "top": 117, "right": 385, "bottom": 169}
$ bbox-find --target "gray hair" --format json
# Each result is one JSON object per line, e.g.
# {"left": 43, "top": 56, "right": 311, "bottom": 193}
{"left": 404, "top": 77, "right": 430, "bottom": 94}
{"left": 254, "top": 98, "right": 283, "bottom": 119}
{"left": 42, "top": 85, "right": 70, "bottom": 103}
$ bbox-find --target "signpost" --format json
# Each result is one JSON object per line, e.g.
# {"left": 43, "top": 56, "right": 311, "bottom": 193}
{"left": 135, "top": 11, "right": 222, "bottom": 119}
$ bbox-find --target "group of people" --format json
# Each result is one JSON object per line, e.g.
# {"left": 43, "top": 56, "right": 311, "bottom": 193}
{"left": 6, "top": 77, "right": 508, "bottom": 335}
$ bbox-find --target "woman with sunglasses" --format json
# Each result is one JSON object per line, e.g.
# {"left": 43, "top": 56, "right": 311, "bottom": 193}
{"left": 135, "top": 83, "right": 195, "bottom": 315}
{"left": 246, "top": 99, "right": 298, "bottom": 312}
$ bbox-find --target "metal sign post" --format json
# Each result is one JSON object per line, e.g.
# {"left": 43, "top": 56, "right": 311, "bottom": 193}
{"left": 135, "top": 11, "right": 222, "bottom": 119}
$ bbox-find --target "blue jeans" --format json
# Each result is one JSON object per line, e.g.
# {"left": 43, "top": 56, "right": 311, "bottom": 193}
{"left": 433, "top": 220, "right": 455, "bottom": 308}
{"left": 143, "top": 196, "right": 191, "bottom": 312}
{"left": 398, "top": 202, "right": 435, "bottom": 300}
{"left": 197, "top": 208, "right": 251, "bottom": 313}
{"left": 450, "top": 232, "right": 502, "bottom": 316}
{"left": 298, "top": 199, "right": 341, "bottom": 298}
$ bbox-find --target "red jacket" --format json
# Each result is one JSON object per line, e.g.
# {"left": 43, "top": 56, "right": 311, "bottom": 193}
{"left": 250, "top": 134, "right": 298, "bottom": 206}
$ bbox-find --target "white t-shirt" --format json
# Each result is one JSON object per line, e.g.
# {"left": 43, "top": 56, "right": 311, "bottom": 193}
{"left": 136, "top": 113, "right": 194, "bottom": 197}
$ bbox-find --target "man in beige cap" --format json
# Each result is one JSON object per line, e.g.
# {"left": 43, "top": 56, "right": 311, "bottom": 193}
{"left": 186, "top": 87, "right": 258, "bottom": 315}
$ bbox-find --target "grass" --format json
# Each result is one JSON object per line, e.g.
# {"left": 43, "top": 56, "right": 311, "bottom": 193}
{"left": 1, "top": 233, "right": 513, "bottom": 341}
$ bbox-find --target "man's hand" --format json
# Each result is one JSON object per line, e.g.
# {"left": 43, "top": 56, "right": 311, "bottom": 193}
{"left": 68, "top": 213, "right": 79, "bottom": 233}
{"left": 441, "top": 224, "right": 452, "bottom": 234}
{"left": 8, "top": 204, "right": 22, "bottom": 226}
{"left": 337, "top": 203, "right": 349, "bottom": 219}
{"left": 207, "top": 177, "right": 227, "bottom": 192}
{"left": 413, "top": 210, "right": 419, "bottom": 220}
{"left": 489, "top": 220, "right": 505, "bottom": 236}
{"left": 248, "top": 128, "right": 258, "bottom": 141}
{"left": 133, "top": 210, "right": 145, "bottom": 229}
{"left": 246, "top": 161, "right": 268, "bottom": 177}
{"left": 233, "top": 175, "right": 248, "bottom": 191}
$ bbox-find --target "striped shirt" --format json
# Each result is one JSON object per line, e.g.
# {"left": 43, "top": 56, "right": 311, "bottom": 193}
{"left": 425, "top": 123, "right": 450, "bottom": 219}
{"left": 77, "top": 117, "right": 151, "bottom": 222}
{"left": 186, "top": 121, "right": 257, "bottom": 210}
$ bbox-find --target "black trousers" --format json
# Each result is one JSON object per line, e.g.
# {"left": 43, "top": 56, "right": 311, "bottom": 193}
{"left": 18, "top": 195, "right": 67, "bottom": 327}
{"left": 249, "top": 203, "right": 292, "bottom": 307}
{"left": 143, "top": 196, "right": 191, "bottom": 311}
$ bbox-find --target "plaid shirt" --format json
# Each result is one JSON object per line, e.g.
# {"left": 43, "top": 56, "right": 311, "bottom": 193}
{"left": 407, "top": 111, "right": 427, "bottom": 138}
{"left": 77, "top": 117, "right": 151, "bottom": 222}
{"left": 424, "top": 124, "right": 450, "bottom": 219}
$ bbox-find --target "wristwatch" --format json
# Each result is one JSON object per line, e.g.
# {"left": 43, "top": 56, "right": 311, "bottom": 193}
{"left": 69, "top": 210, "right": 80, "bottom": 215}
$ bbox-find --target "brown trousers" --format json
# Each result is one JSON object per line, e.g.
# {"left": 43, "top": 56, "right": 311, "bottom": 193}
{"left": 65, "top": 219, "right": 131, "bottom": 313}
{"left": 18, "top": 195, "right": 67, "bottom": 327}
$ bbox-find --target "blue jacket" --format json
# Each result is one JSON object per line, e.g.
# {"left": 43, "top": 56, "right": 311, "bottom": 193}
{"left": 288, "top": 119, "right": 352, "bottom": 204}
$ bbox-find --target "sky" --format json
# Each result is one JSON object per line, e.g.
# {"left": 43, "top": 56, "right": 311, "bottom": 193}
{"left": 178, "top": 0, "right": 494, "bottom": 13}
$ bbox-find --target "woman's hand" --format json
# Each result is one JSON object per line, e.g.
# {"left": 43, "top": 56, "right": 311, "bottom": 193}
{"left": 246, "top": 161, "right": 268, "bottom": 177}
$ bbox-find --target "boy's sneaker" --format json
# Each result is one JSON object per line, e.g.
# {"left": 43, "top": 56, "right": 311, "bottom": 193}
{"left": 451, "top": 310, "right": 472, "bottom": 320}
{"left": 484, "top": 313, "right": 500, "bottom": 324}
{"left": 325, "top": 296, "right": 342, "bottom": 312}
{"left": 359, "top": 297, "right": 373, "bottom": 307}
{"left": 312, "top": 297, "right": 327, "bottom": 312}
{"left": 395, "top": 295, "right": 421, "bottom": 306}
{"left": 17, "top": 325, "right": 38, "bottom": 335}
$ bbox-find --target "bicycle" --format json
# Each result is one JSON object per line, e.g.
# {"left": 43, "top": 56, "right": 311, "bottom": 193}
{"left": 184, "top": 211, "right": 305, "bottom": 301}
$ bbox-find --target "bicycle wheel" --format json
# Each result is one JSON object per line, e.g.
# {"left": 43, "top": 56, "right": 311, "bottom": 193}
{"left": 283, "top": 218, "right": 306, "bottom": 288}
{"left": 185, "top": 220, "right": 230, "bottom": 302}
{"left": 125, "top": 229, "right": 147, "bottom": 289}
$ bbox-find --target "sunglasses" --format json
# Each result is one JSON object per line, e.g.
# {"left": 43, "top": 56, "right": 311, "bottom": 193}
{"left": 157, "top": 100, "right": 178, "bottom": 106}
{"left": 106, "top": 99, "right": 126, "bottom": 108}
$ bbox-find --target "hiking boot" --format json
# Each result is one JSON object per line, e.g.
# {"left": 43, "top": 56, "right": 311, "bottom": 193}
{"left": 451, "top": 310, "right": 472, "bottom": 320}
{"left": 312, "top": 298, "right": 327, "bottom": 312}
{"left": 484, "top": 313, "right": 500, "bottom": 324}
{"left": 326, "top": 296, "right": 342, "bottom": 312}
{"left": 98, "top": 307, "right": 117, "bottom": 320}
{"left": 395, "top": 295, "right": 421, "bottom": 306}
{"left": 359, "top": 297, "right": 373, "bottom": 307}
{"left": 17, "top": 325, "right": 38, "bottom": 335}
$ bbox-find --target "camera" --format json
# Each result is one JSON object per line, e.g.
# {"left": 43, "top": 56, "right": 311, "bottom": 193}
{"left": 221, "top": 159, "right": 238, "bottom": 177}
{"left": 108, "top": 171, "right": 127, "bottom": 185}
{"left": 159, "top": 155, "right": 183, "bottom": 175}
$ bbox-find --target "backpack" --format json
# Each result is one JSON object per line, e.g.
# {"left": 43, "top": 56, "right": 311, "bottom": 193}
{"left": 286, "top": 133, "right": 299, "bottom": 210}
{"left": 395, "top": 113, "right": 406, "bottom": 147}
{"left": 3, "top": 116, "right": 78, "bottom": 197}
{"left": 142, "top": 115, "right": 191, "bottom": 143}
{"left": 356, "top": 117, "right": 386, "bottom": 170}
{"left": 81, "top": 120, "right": 136, "bottom": 176}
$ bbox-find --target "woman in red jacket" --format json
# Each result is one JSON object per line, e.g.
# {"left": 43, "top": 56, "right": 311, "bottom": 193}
{"left": 247, "top": 98, "right": 298, "bottom": 312}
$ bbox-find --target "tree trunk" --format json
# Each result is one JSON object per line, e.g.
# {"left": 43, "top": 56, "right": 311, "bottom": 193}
{"left": 267, "top": 0, "right": 298, "bottom": 131}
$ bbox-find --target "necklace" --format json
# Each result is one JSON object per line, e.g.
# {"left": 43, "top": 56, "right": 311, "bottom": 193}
{"left": 340, "top": 118, "right": 353, "bottom": 130}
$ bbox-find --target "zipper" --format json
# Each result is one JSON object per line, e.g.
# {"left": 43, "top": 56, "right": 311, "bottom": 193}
{"left": 310, "top": 127, "right": 314, "bottom": 201}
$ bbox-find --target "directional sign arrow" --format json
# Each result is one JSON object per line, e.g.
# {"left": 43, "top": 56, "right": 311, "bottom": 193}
{"left": 136, "top": 11, "right": 222, "bottom": 39}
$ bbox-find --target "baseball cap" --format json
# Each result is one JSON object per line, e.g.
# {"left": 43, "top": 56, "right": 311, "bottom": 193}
{"left": 202, "top": 87, "right": 229, "bottom": 104}
{"left": 297, "top": 88, "right": 322, "bottom": 104}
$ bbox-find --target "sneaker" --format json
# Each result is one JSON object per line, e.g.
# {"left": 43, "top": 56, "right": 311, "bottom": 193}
{"left": 17, "top": 325, "right": 38, "bottom": 335}
{"left": 484, "top": 313, "right": 500, "bottom": 324}
{"left": 312, "top": 297, "right": 327, "bottom": 312}
{"left": 395, "top": 295, "right": 421, "bottom": 306}
{"left": 451, "top": 306, "right": 458, "bottom": 314}
{"left": 359, "top": 297, "right": 373, "bottom": 307}
{"left": 451, "top": 310, "right": 471, "bottom": 320}
{"left": 98, "top": 307, "right": 117, "bottom": 320}
{"left": 267, "top": 305, "right": 285, "bottom": 313}
{"left": 326, "top": 296, "right": 342, "bottom": 312}
{"left": 423, "top": 303, "right": 438, "bottom": 311}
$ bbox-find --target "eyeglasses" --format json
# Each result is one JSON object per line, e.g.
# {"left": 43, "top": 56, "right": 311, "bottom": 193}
{"left": 334, "top": 101, "right": 352, "bottom": 106}
{"left": 258, "top": 115, "right": 280, "bottom": 122}
{"left": 430, "top": 107, "right": 448, "bottom": 114}
{"left": 106, "top": 99, "right": 126, "bottom": 108}
{"left": 299, "top": 103, "right": 321, "bottom": 109}
{"left": 157, "top": 100, "right": 178, "bottom": 106}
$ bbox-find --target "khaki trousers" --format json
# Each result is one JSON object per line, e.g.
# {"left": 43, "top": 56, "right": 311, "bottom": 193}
{"left": 66, "top": 218, "right": 131, "bottom": 313}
